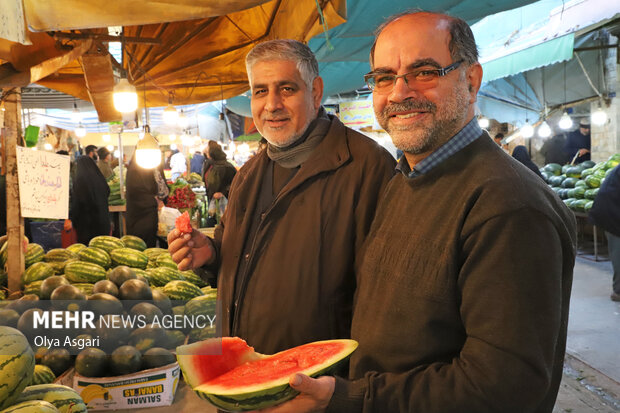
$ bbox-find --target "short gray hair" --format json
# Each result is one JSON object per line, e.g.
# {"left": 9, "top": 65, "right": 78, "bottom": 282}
{"left": 369, "top": 10, "right": 479, "bottom": 69}
{"left": 246, "top": 39, "right": 319, "bottom": 89}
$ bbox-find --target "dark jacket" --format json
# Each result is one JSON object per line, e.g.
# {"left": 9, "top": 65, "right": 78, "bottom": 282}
{"left": 70, "top": 155, "right": 110, "bottom": 244}
{"left": 329, "top": 134, "right": 577, "bottom": 413}
{"left": 589, "top": 164, "right": 620, "bottom": 237}
{"left": 540, "top": 134, "right": 570, "bottom": 165}
{"left": 213, "top": 115, "right": 396, "bottom": 354}
{"left": 126, "top": 158, "right": 165, "bottom": 248}
{"left": 512, "top": 145, "right": 544, "bottom": 179}
{"left": 206, "top": 159, "right": 237, "bottom": 199}
{"left": 190, "top": 152, "right": 205, "bottom": 175}
{"left": 565, "top": 129, "right": 591, "bottom": 163}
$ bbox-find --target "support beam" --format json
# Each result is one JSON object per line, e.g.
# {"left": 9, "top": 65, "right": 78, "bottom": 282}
{"left": 80, "top": 48, "right": 121, "bottom": 122}
{"left": 3, "top": 88, "right": 24, "bottom": 293}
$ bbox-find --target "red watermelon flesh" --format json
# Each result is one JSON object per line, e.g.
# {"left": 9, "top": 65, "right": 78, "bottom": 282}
{"left": 175, "top": 211, "right": 192, "bottom": 234}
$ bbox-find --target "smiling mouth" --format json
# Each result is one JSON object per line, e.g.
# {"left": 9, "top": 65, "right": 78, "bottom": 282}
{"left": 389, "top": 111, "right": 427, "bottom": 119}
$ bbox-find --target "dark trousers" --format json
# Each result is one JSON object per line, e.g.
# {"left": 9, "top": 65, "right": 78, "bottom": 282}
{"left": 606, "top": 231, "right": 620, "bottom": 294}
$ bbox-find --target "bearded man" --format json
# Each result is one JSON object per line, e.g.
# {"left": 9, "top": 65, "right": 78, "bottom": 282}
{"left": 168, "top": 39, "right": 395, "bottom": 355}
{"left": 263, "top": 11, "right": 577, "bottom": 413}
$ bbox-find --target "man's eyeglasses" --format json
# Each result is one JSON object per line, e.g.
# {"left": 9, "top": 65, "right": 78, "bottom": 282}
{"left": 364, "top": 60, "right": 463, "bottom": 94}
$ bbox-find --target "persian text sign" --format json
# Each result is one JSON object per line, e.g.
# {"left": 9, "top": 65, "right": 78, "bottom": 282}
{"left": 339, "top": 100, "right": 374, "bottom": 128}
{"left": 17, "top": 146, "right": 70, "bottom": 219}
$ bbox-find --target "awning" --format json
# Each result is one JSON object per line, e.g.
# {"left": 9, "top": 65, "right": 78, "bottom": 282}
{"left": 481, "top": 33, "right": 574, "bottom": 83}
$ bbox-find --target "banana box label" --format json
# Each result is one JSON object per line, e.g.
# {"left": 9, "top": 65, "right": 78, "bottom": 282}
{"left": 71, "top": 363, "right": 180, "bottom": 410}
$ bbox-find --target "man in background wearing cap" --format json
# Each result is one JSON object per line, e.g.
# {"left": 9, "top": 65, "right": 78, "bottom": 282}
{"left": 565, "top": 119, "right": 591, "bottom": 164}
{"left": 97, "top": 146, "right": 114, "bottom": 181}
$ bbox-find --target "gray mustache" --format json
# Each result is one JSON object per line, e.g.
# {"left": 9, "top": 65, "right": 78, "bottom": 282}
{"left": 380, "top": 100, "right": 436, "bottom": 117}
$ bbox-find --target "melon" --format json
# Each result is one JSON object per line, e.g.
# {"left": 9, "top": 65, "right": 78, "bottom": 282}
{"left": 176, "top": 337, "right": 357, "bottom": 411}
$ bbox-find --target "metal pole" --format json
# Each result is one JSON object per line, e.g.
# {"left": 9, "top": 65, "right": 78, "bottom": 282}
{"left": 118, "top": 132, "right": 124, "bottom": 199}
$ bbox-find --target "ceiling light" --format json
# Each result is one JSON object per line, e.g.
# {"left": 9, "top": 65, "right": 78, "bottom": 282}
{"left": 537, "top": 120, "right": 551, "bottom": 138}
{"left": 163, "top": 104, "right": 179, "bottom": 126}
{"left": 521, "top": 121, "right": 534, "bottom": 139}
{"left": 135, "top": 128, "right": 161, "bottom": 169}
{"left": 113, "top": 77, "right": 138, "bottom": 113}
{"left": 75, "top": 124, "right": 86, "bottom": 138}
{"left": 478, "top": 116, "right": 489, "bottom": 129}
{"left": 106, "top": 145, "right": 114, "bottom": 151}
{"left": 558, "top": 112, "right": 573, "bottom": 130}
{"left": 102, "top": 134, "right": 111, "bottom": 142}
{"left": 44, "top": 143, "right": 53, "bottom": 151}
{"left": 591, "top": 105, "right": 607, "bottom": 126}
{"left": 70, "top": 101, "right": 81, "bottom": 123}
{"left": 178, "top": 110, "right": 188, "bottom": 129}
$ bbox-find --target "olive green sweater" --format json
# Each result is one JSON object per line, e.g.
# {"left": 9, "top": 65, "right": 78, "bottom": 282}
{"left": 328, "top": 135, "right": 577, "bottom": 413}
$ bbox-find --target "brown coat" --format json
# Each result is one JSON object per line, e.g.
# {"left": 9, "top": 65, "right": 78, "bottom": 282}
{"left": 213, "top": 116, "right": 396, "bottom": 354}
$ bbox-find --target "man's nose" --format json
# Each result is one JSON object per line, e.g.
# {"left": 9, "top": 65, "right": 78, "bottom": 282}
{"left": 264, "top": 91, "right": 284, "bottom": 112}
{"left": 388, "top": 76, "right": 419, "bottom": 103}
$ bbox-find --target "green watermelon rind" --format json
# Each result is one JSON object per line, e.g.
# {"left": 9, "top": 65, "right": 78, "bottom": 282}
{"left": 0, "top": 327, "right": 36, "bottom": 410}
{"left": 163, "top": 280, "right": 203, "bottom": 301}
{"left": 64, "top": 261, "right": 106, "bottom": 284}
{"left": 146, "top": 267, "right": 185, "bottom": 287}
{"left": 89, "top": 236, "right": 125, "bottom": 254}
{"left": 0, "top": 400, "right": 59, "bottom": 413}
{"left": 21, "top": 262, "right": 55, "bottom": 285}
{"left": 25, "top": 244, "right": 45, "bottom": 268}
{"left": 120, "top": 235, "right": 147, "bottom": 252}
{"left": 31, "top": 364, "right": 56, "bottom": 386}
{"left": 16, "top": 383, "right": 87, "bottom": 413}
{"left": 110, "top": 248, "right": 148, "bottom": 270}
{"left": 77, "top": 247, "right": 111, "bottom": 269}
{"left": 188, "top": 339, "right": 358, "bottom": 412}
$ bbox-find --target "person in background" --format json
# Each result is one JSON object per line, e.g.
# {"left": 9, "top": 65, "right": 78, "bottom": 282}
{"left": 84, "top": 144, "right": 98, "bottom": 161}
{"left": 205, "top": 142, "right": 237, "bottom": 200}
{"left": 201, "top": 140, "right": 219, "bottom": 185}
{"left": 589, "top": 164, "right": 620, "bottom": 302}
{"left": 163, "top": 150, "right": 173, "bottom": 170}
{"left": 270, "top": 11, "right": 577, "bottom": 413}
{"left": 96, "top": 146, "right": 114, "bottom": 180}
{"left": 493, "top": 132, "right": 504, "bottom": 146}
{"left": 169, "top": 149, "right": 187, "bottom": 181}
{"left": 190, "top": 149, "right": 205, "bottom": 175}
{"left": 565, "top": 119, "right": 591, "bottom": 163}
{"left": 126, "top": 151, "right": 169, "bottom": 248}
{"left": 168, "top": 39, "right": 395, "bottom": 356}
{"left": 541, "top": 133, "right": 570, "bottom": 165}
{"left": 512, "top": 145, "right": 544, "bottom": 180}
{"left": 68, "top": 151, "right": 110, "bottom": 244}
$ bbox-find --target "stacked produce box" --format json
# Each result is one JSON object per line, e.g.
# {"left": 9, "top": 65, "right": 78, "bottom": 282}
{"left": 541, "top": 153, "right": 620, "bottom": 213}
{"left": 107, "top": 167, "right": 125, "bottom": 206}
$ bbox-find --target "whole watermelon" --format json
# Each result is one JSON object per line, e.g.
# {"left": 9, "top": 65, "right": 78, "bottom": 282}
{"left": 0, "top": 326, "right": 35, "bottom": 410}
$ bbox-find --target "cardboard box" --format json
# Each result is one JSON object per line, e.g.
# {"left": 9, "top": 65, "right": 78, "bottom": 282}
{"left": 58, "top": 363, "right": 181, "bottom": 410}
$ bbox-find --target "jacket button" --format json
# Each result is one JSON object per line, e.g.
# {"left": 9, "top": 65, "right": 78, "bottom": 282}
{"left": 244, "top": 253, "right": 250, "bottom": 261}
{"left": 260, "top": 213, "right": 266, "bottom": 220}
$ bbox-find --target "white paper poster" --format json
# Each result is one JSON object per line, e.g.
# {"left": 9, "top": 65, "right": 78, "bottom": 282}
{"left": 17, "top": 146, "right": 70, "bottom": 219}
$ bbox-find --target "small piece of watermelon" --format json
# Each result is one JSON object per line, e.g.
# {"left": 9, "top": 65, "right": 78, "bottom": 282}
{"left": 175, "top": 211, "right": 192, "bottom": 234}
{"left": 176, "top": 337, "right": 358, "bottom": 411}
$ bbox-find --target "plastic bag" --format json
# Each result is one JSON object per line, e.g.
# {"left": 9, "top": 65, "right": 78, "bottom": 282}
{"left": 208, "top": 197, "right": 228, "bottom": 224}
{"left": 158, "top": 206, "right": 182, "bottom": 237}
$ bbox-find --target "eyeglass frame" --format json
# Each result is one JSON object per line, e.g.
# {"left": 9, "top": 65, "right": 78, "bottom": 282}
{"left": 364, "top": 60, "right": 464, "bottom": 93}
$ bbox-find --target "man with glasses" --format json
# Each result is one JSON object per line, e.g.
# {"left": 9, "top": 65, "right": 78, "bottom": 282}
{"left": 266, "top": 11, "right": 577, "bottom": 413}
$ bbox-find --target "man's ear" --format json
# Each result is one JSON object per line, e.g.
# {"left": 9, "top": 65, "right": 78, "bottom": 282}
{"left": 467, "top": 62, "right": 483, "bottom": 104}
{"left": 312, "top": 76, "right": 324, "bottom": 110}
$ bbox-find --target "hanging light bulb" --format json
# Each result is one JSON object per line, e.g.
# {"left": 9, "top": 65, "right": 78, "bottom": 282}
{"left": 181, "top": 133, "right": 193, "bottom": 147}
{"left": 169, "top": 134, "right": 176, "bottom": 141}
{"left": 102, "top": 134, "right": 111, "bottom": 142}
{"left": 558, "top": 111, "right": 573, "bottom": 130}
{"left": 135, "top": 126, "right": 161, "bottom": 169}
{"left": 44, "top": 143, "right": 53, "bottom": 151}
{"left": 113, "top": 77, "right": 138, "bottom": 113}
{"left": 170, "top": 143, "right": 178, "bottom": 150}
{"left": 163, "top": 104, "right": 179, "bottom": 126}
{"left": 521, "top": 120, "right": 534, "bottom": 138}
{"left": 178, "top": 110, "right": 188, "bottom": 128}
{"left": 70, "top": 101, "right": 81, "bottom": 124}
{"left": 106, "top": 145, "right": 114, "bottom": 151}
{"left": 75, "top": 124, "right": 87, "bottom": 138}
{"left": 478, "top": 116, "right": 489, "bottom": 129}
{"left": 538, "top": 120, "right": 552, "bottom": 138}
{"left": 591, "top": 104, "right": 607, "bottom": 126}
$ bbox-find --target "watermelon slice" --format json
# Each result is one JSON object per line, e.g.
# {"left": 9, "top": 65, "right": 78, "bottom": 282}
{"left": 175, "top": 211, "right": 192, "bottom": 234}
{"left": 176, "top": 337, "right": 357, "bottom": 411}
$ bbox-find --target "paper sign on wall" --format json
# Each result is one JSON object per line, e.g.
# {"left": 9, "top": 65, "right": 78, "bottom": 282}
{"left": 17, "top": 146, "right": 70, "bottom": 219}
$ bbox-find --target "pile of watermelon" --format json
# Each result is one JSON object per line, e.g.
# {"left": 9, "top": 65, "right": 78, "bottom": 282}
{"left": 0, "top": 234, "right": 217, "bottom": 382}
{"left": 0, "top": 326, "right": 88, "bottom": 413}
{"left": 541, "top": 153, "right": 619, "bottom": 213}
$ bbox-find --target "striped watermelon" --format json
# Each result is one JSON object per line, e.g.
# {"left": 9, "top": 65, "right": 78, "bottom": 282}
{"left": 0, "top": 242, "right": 8, "bottom": 267}
{"left": 146, "top": 267, "right": 185, "bottom": 287}
{"left": 44, "top": 249, "right": 77, "bottom": 263}
{"left": 31, "top": 365, "right": 56, "bottom": 385}
{"left": 23, "top": 281, "right": 44, "bottom": 297}
{"left": 177, "top": 338, "right": 357, "bottom": 411}
{"left": 21, "top": 262, "right": 55, "bottom": 285}
{"left": 163, "top": 280, "right": 203, "bottom": 301}
{"left": 188, "top": 325, "right": 217, "bottom": 343}
{"left": 64, "top": 261, "right": 106, "bottom": 283}
{"left": 88, "top": 236, "right": 124, "bottom": 253}
{"left": 0, "top": 327, "right": 36, "bottom": 410}
{"left": 15, "top": 384, "right": 87, "bottom": 413}
{"left": 155, "top": 253, "right": 178, "bottom": 270}
{"left": 144, "top": 248, "right": 167, "bottom": 260}
{"left": 70, "top": 283, "right": 95, "bottom": 296}
{"left": 47, "top": 259, "right": 76, "bottom": 275}
{"left": 77, "top": 247, "right": 111, "bottom": 269}
{"left": 66, "top": 243, "right": 87, "bottom": 254}
{"left": 0, "top": 400, "right": 59, "bottom": 413}
{"left": 180, "top": 270, "right": 207, "bottom": 288}
{"left": 185, "top": 294, "right": 217, "bottom": 319}
{"left": 110, "top": 248, "right": 148, "bottom": 270}
{"left": 25, "top": 244, "right": 45, "bottom": 268}
{"left": 121, "top": 235, "right": 147, "bottom": 251}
